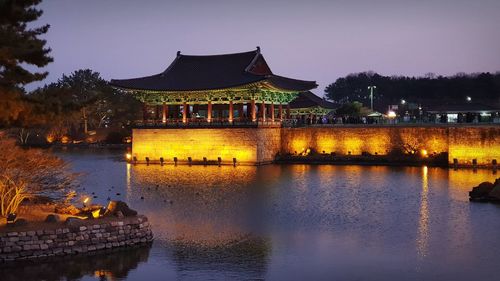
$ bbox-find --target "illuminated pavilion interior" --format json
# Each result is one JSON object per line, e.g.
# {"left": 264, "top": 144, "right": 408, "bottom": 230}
{"left": 111, "top": 47, "right": 317, "bottom": 125}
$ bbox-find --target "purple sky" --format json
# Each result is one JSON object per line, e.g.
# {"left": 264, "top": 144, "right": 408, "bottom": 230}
{"left": 29, "top": 0, "right": 500, "bottom": 96}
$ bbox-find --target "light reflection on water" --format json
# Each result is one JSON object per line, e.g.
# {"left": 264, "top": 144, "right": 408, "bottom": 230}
{"left": 4, "top": 149, "right": 500, "bottom": 281}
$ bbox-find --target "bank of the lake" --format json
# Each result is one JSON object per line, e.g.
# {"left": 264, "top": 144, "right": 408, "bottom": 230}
{"left": 0, "top": 214, "right": 153, "bottom": 262}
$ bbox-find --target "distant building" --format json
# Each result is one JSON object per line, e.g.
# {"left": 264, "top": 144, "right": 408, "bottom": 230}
{"left": 427, "top": 103, "right": 500, "bottom": 123}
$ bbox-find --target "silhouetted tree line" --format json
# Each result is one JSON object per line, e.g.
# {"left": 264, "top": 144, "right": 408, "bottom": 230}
{"left": 0, "top": 0, "right": 141, "bottom": 145}
{"left": 325, "top": 71, "right": 500, "bottom": 110}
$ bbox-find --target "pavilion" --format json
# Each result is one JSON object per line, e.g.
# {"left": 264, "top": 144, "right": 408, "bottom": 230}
{"left": 111, "top": 47, "right": 317, "bottom": 126}
{"left": 288, "top": 91, "right": 337, "bottom": 118}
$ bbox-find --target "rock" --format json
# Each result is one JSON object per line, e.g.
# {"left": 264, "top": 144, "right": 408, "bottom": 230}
{"left": 55, "top": 204, "right": 80, "bottom": 215}
{"left": 11, "top": 219, "right": 28, "bottom": 227}
{"left": 44, "top": 214, "right": 60, "bottom": 223}
{"left": 65, "top": 217, "right": 84, "bottom": 226}
{"left": 488, "top": 181, "right": 500, "bottom": 200}
{"left": 469, "top": 181, "right": 494, "bottom": 199}
{"left": 105, "top": 201, "right": 137, "bottom": 217}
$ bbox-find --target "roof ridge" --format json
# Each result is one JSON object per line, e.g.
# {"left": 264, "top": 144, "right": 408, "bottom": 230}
{"left": 176, "top": 49, "right": 258, "bottom": 58}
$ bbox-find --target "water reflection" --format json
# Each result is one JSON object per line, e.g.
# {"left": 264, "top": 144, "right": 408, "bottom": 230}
{"left": 127, "top": 165, "right": 266, "bottom": 241}
{"left": 48, "top": 150, "right": 500, "bottom": 280}
{"left": 167, "top": 236, "right": 270, "bottom": 280}
{"left": 417, "top": 166, "right": 429, "bottom": 258}
{"left": 0, "top": 245, "right": 151, "bottom": 281}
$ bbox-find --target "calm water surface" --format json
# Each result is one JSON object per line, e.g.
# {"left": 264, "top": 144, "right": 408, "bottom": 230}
{"left": 2, "top": 149, "right": 499, "bottom": 281}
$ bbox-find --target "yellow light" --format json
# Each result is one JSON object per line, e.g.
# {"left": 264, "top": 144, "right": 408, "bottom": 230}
{"left": 83, "top": 197, "right": 90, "bottom": 204}
{"left": 61, "top": 135, "right": 70, "bottom": 144}
{"left": 387, "top": 111, "right": 397, "bottom": 118}
{"left": 91, "top": 209, "right": 100, "bottom": 219}
{"left": 421, "top": 149, "right": 428, "bottom": 157}
{"left": 126, "top": 153, "right": 132, "bottom": 160}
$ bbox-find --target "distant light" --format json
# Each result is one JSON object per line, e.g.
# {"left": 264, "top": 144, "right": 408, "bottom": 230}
{"left": 421, "top": 149, "right": 428, "bottom": 157}
{"left": 126, "top": 153, "right": 132, "bottom": 160}
{"left": 401, "top": 99, "right": 406, "bottom": 105}
{"left": 466, "top": 96, "right": 472, "bottom": 102}
{"left": 387, "top": 111, "right": 397, "bottom": 118}
{"left": 83, "top": 197, "right": 90, "bottom": 204}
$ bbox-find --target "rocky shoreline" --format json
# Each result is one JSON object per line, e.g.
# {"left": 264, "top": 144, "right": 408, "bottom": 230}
{"left": 0, "top": 215, "right": 153, "bottom": 262}
{"left": 0, "top": 201, "right": 153, "bottom": 263}
{"left": 469, "top": 178, "right": 500, "bottom": 203}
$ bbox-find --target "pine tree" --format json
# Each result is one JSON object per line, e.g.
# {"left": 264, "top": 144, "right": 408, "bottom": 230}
{"left": 0, "top": 0, "right": 52, "bottom": 126}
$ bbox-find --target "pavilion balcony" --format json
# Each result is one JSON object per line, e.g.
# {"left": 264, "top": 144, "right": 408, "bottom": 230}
{"left": 133, "top": 118, "right": 282, "bottom": 128}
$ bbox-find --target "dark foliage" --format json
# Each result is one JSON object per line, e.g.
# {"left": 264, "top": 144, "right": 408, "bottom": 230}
{"left": 0, "top": 0, "right": 52, "bottom": 126}
{"left": 325, "top": 71, "right": 500, "bottom": 110}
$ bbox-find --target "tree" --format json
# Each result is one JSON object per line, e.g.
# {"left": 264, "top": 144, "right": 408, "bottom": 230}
{"left": 57, "top": 69, "right": 109, "bottom": 133}
{"left": 324, "top": 71, "right": 500, "bottom": 110}
{"left": 334, "top": 102, "right": 366, "bottom": 116}
{"left": 0, "top": 0, "right": 52, "bottom": 126}
{"left": 0, "top": 131, "right": 77, "bottom": 216}
{"left": 56, "top": 69, "right": 141, "bottom": 133}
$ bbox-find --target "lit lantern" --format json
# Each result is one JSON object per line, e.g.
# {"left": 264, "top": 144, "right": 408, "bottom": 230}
{"left": 91, "top": 209, "right": 101, "bottom": 219}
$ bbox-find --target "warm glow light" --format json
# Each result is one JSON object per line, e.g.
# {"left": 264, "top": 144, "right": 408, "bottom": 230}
{"left": 61, "top": 135, "right": 70, "bottom": 144}
{"left": 91, "top": 209, "right": 100, "bottom": 219}
{"left": 133, "top": 128, "right": 260, "bottom": 164}
{"left": 126, "top": 153, "right": 132, "bottom": 160}
{"left": 83, "top": 197, "right": 90, "bottom": 204}
{"left": 421, "top": 149, "right": 428, "bottom": 157}
{"left": 387, "top": 111, "right": 397, "bottom": 118}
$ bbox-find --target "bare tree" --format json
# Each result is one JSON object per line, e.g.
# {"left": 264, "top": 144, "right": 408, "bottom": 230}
{"left": 0, "top": 131, "right": 78, "bottom": 216}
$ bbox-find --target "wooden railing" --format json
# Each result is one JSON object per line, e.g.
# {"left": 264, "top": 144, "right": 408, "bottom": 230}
{"left": 134, "top": 118, "right": 282, "bottom": 128}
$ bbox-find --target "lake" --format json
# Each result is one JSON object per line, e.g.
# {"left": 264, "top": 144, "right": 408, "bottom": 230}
{"left": 2, "top": 149, "right": 499, "bottom": 281}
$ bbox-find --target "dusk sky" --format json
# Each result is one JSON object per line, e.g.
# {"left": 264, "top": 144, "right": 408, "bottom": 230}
{"left": 30, "top": 0, "right": 500, "bottom": 96}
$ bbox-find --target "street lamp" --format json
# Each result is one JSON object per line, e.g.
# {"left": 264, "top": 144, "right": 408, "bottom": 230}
{"left": 401, "top": 99, "right": 406, "bottom": 105}
{"left": 367, "top": 86, "right": 376, "bottom": 111}
{"left": 466, "top": 96, "right": 472, "bottom": 102}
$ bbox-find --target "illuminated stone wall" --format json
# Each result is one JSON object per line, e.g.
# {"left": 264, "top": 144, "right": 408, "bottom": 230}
{"left": 448, "top": 126, "right": 500, "bottom": 166}
{"left": 280, "top": 126, "right": 500, "bottom": 166}
{"left": 132, "top": 128, "right": 281, "bottom": 165}
{"left": 281, "top": 126, "right": 449, "bottom": 155}
{"left": 132, "top": 125, "right": 499, "bottom": 167}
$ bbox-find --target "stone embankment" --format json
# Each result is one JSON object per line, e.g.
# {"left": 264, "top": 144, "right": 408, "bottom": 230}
{"left": 0, "top": 215, "right": 153, "bottom": 262}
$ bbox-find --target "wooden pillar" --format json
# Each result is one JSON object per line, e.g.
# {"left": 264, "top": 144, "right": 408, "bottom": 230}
{"left": 270, "top": 102, "right": 275, "bottom": 122}
{"left": 142, "top": 103, "right": 148, "bottom": 122}
{"left": 251, "top": 100, "right": 256, "bottom": 122}
{"left": 207, "top": 101, "right": 212, "bottom": 122}
{"left": 155, "top": 105, "right": 160, "bottom": 121}
{"left": 279, "top": 104, "right": 283, "bottom": 121}
{"left": 162, "top": 102, "right": 167, "bottom": 123}
{"left": 261, "top": 101, "right": 266, "bottom": 122}
{"left": 286, "top": 104, "right": 291, "bottom": 119}
{"left": 182, "top": 102, "right": 188, "bottom": 123}
{"left": 229, "top": 100, "right": 234, "bottom": 123}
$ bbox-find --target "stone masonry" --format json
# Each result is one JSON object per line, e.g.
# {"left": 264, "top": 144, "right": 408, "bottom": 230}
{"left": 0, "top": 215, "right": 153, "bottom": 262}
